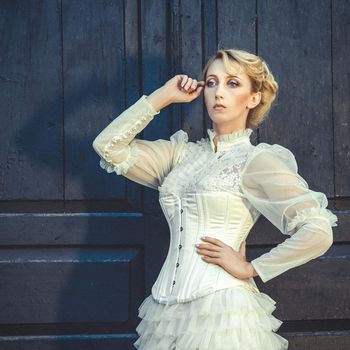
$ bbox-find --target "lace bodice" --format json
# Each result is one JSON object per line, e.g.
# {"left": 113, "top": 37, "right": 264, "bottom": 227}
{"left": 92, "top": 94, "right": 338, "bottom": 289}
{"left": 158, "top": 131, "right": 254, "bottom": 198}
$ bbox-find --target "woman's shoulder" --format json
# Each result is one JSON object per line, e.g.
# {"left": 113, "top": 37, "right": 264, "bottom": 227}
{"left": 250, "top": 141, "right": 295, "bottom": 154}
{"left": 169, "top": 129, "right": 188, "bottom": 144}
{"left": 169, "top": 129, "right": 200, "bottom": 147}
{"left": 245, "top": 142, "right": 299, "bottom": 173}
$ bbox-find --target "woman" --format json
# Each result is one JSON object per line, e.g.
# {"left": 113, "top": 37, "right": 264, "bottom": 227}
{"left": 92, "top": 48, "right": 338, "bottom": 349}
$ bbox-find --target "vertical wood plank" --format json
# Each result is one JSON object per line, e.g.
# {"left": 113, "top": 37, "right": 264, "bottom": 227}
{"left": 180, "top": 0, "right": 204, "bottom": 141}
{"left": 0, "top": 0, "right": 62, "bottom": 200}
{"left": 125, "top": 0, "right": 143, "bottom": 212}
{"left": 333, "top": 0, "right": 350, "bottom": 197}
{"left": 258, "top": 0, "right": 334, "bottom": 196}
{"left": 63, "top": 0, "right": 125, "bottom": 200}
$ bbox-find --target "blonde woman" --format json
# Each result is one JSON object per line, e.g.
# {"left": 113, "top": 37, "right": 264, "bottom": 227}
{"left": 92, "top": 48, "right": 338, "bottom": 349}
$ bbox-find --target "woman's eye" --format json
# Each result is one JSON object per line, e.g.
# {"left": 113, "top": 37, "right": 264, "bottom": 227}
{"left": 205, "top": 80, "right": 238, "bottom": 87}
{"left": 228, "top": 80, "right": 239, "bottom": 87}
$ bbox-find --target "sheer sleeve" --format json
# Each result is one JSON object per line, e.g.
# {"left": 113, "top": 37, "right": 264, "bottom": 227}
{"left": 92, "top": 95, "right": 188, "bottom": 190}
{"left": 240, "top": 143, "right": 338, "bottom": 283}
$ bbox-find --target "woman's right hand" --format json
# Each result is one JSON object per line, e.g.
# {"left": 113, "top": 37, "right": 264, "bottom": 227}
{"left": 163, "top": 75, "right": 205, "bottom": 104}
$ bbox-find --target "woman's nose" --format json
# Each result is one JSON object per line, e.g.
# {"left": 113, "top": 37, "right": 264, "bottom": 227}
{"left": 215, "top": 87, "right": 224, "bottom": 98}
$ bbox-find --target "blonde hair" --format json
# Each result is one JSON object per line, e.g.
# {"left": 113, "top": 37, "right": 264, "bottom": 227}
{"left": 199, "top": 48, "right": 279, "bottom": 129}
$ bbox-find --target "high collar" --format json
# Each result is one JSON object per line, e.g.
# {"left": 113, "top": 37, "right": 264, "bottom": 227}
{"left": 207, "top": 127, "right": 253, "bottom": 153}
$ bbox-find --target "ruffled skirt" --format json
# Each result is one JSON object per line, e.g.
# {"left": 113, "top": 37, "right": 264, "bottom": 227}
{"left": 133, "top": 287, "right": 289, "bottom": 350}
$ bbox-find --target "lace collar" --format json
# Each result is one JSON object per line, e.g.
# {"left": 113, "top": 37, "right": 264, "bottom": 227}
{"left": 206, "top": 127, "right": 253, "bottom": 153}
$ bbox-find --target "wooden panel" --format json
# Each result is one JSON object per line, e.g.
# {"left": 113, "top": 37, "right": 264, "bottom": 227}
{"left": 258, "top": 0, "right": 334, "bottom": 197}
{"left": 125, "top": 0, "right": 143, "bottom": 213}
{"left": 217, "top": 0, "right": 256, "bottom": 52}
{"left": 285, "top": 331, "right": 350, "bottom": 350}
{"left": 180, "top": 0, "right": 204, "bottom": 141}
{"left": 0, "top": 335, "right": 137, "bottom": 350}
{"left": 169, "top": 0, "right": 182, "bottom": 134}
{"left": 333, "top": 0, "right": 350, "bottom": 196}
{"left": 0, "top": 0, "right": 62, "bottom": 200}
{"left": 63, "top": 0, "right": 126, "bottom": 200}
{"left": 1, "top": 332, "right": 347, "bottom": 350}
{"left": 0, "top": 214, "right": 145, "bottom": 328}
{"left": 0, "top": 213, "right": 146, "bottom": 245}
{"left": 0, "top": 249, "right": 139, "bottom": 324}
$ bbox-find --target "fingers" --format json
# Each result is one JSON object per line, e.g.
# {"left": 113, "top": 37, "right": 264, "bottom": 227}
{"left": 197, "top": 248, "right": 221, "bottom": 258}
{"left": 196, "top": 243, "right": 221, "bottom": 252}
{"left": 200, "top": 236, "right": 225, "bottom": 247}
{"left": 180, "top": 76, "right": 204, "bottom": 92}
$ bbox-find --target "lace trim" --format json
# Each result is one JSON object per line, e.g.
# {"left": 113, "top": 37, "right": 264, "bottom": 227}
{"left": 99, "top": 142, "right": 140, "bottom": 175}
{"left": 207, "top": 127, "right": 253, "bottom": 143}
{"left": 286, "top": 207, "right": 338, "bottom": 233}
{"left": 158, "top": 139, "right": 253, "bottom": 197}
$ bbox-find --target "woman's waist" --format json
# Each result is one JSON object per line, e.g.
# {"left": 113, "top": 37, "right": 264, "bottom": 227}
{"left": 152, "top": 265, "right": 259, "bottom": 305}
{"left": 169, "top": 230, "right": 247, "bottom": 252}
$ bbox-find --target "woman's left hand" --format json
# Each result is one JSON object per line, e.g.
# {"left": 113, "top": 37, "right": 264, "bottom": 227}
{"left": 196, "top": 236, "right": 253, "bottom": 280}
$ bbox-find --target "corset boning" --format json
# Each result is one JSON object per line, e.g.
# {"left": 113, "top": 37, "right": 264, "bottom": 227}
{"left": 152, "top": 191, "right": 261, "bottom": 305}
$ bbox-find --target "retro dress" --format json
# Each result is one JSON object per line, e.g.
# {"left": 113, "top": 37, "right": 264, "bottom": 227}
{"left": 92, "top": 95, "right": 338, "bottom": 350}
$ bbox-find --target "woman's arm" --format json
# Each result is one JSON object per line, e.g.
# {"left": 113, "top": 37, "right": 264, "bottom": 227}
{"left": 92, "top": 76, "right": 204, "bottom": 190}
{"left": 145, "top": 87, "right": 173, "bottom": 112}
{"left": 240, "top": 143, "right": 338, "bottom": 283}
{"left": 92, "top": 88, "right": 185, "bottom": 190}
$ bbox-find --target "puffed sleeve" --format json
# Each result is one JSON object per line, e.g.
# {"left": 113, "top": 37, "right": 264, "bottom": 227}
{"left": 92, "top": 95, "right": 188, "bottom": 190}
{"left": 240, "top": 143, "right": 338, "bottom": 283}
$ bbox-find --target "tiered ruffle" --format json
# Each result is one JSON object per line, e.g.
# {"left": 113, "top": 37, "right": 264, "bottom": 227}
{"left": 286, "top": 206, "right": 338, "bottom": 233}
{"left": 133, "top": 287, "right": 289, "bottom": 350}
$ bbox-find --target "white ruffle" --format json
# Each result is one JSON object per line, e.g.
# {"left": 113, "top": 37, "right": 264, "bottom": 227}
{"left": 287, "top": 206, "right": 338, "bottom": 233}
{"left": 158, "top": 137, "right": 254, "bottom": 198}
{"left": 133, "top": 287, "right": 289, "bottom": 350}
{"left": 170, "top": 129, "right": 188, "bottom": 144}
{"left": 207, "top": 127, "right": 253, "bottom": 143}
{"left": 99, "top": 142, "right": 140, "bottom": 175}
{"left": 169, "top": 129, "right": 189, "bottom": 164}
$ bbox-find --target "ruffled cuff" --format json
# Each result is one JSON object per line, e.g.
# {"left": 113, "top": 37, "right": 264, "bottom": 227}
{"left": 286, "top": 207, "right": 338, "bottom": 233}
{"left": 99, "top": 142, "right": 140, "bottom": 175}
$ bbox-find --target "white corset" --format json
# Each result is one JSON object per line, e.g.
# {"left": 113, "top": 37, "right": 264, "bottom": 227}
{"left": 153, "top": 191, "right": 261, "bottom": 305}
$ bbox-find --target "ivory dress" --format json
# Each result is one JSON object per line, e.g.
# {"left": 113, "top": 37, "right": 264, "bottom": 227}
{"left": 92, "top": 95, "right": 338, "bottom": 350}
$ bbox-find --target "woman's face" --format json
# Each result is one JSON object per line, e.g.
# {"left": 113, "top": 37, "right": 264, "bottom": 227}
{"left": 203, "top": 58, "right": 261, "bottom": 129}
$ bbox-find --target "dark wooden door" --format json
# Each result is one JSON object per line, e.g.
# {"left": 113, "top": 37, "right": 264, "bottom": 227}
{"left": 0, "top": 1, "right": 349, "bottom": 349}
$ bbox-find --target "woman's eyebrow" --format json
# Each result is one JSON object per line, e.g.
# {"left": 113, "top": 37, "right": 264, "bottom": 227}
{"left": 207, "top": 74, "right": 241, "bottom": 80}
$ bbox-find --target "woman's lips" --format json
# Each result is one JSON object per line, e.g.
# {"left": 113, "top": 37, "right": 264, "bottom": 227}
{"left": 213, "top": 105, "right": 226, "bottom": 110}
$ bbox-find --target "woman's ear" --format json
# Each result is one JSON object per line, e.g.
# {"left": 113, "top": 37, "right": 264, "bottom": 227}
{"left": 248, "top": 91, "right": 262, "bottom": 109}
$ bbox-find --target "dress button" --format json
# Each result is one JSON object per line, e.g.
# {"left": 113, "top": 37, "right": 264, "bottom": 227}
{"left": 179, "top": 244, "right": 182, "bottom": 249}
{"left": 180, "top": 209, "right": 183, "bottom": 213}
{"left": 173, "top": 280, "right": 176, "bottom": 285}
{"left": 180, "top": 226, "right": 183, "bottom": 231}
{"left": 176, "top": 262, "right": 179, "bottom": 267}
